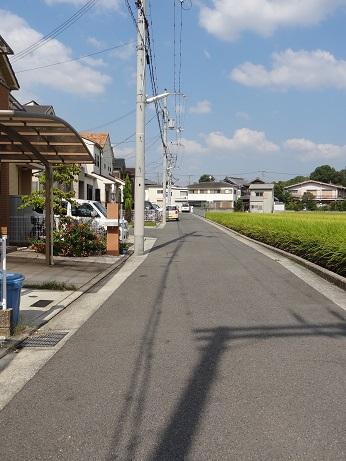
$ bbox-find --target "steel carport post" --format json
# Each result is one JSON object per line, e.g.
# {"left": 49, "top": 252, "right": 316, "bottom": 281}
{"left": 1, "top": 228, "right": 7, "bottom": 310}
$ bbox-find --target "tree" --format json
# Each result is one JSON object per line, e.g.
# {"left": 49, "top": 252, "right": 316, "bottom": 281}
{"left": 274, "top": 181, "right": 291, "bottom": 203}
{"left": 199, "top": 174, "right": 215, "bottom": 183}
{"left": 301, "top": 191, "right": 317, "bottom": 211}
{"left": 234, "top": 197, "right": 244, "bottom": 211}
{"left": 123, "top": 174, "right": 133, "bottom": 222}
{"left": 20, "top": 164, "right": 81, "bottom": 215}
{"left": 310, "top": 165, "right": 338, "bottom": 184}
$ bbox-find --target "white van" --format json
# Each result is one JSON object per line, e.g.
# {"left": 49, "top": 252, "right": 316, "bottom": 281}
{"left": 65, "top": 200, "right": 129, "bottom": 242}
{"left": 33, "top": 200, "right": 128, "bottom": 242}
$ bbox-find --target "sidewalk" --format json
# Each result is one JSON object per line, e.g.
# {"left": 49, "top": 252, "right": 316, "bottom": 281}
{"left": 0, "top": 238, "right": 134, "bottom": 351}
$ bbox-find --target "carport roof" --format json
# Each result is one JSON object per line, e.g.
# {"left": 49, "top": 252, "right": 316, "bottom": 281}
{"left": 0, "top": 110, "right": 93, "bottom": 165}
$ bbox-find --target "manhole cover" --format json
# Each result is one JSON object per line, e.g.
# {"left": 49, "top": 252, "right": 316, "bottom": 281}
{"left": 19, "top": 331, "right": 69, "bottom": 348}
{"left": 31, "top": 300, "right": 53, "bottom": 308}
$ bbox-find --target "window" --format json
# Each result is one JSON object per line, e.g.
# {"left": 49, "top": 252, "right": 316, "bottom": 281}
{"left": 157, "top": 189, "right": 163, "bottom": 194}
{"left": 95, "top": 188, "right": 101, "bottom": 202}
{"left": 71, "top": 203, "right": 94, "bottom": 218}
{"left": 87, "top": 184, "right": 93, "bottom": 200}
{"left": 255, "top": 192, "right": 263, "bottom": 197}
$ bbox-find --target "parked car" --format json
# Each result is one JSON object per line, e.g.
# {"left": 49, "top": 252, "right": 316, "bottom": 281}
{"left": 33, "top": 199, "right": 129, "bottom": 242}
{"left": 181, "top": 202, "right": 190, "bottom": 212}
{"left": 152, "top": 203, "right": 163, "bottom": 213}
{"left": 166, "top": 205, "right": 179, "bottom": 221}
{"left": 144, "top": 200, "right": 155, "bottom": 210}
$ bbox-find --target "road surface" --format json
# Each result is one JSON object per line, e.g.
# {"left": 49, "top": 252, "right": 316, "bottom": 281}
{"left": 0, "top": 214, "right": 345, "bottom": 460}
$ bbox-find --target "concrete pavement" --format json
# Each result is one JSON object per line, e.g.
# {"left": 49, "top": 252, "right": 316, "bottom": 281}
{"left": 0, "top": 214, "right": 345, "bottom": 460}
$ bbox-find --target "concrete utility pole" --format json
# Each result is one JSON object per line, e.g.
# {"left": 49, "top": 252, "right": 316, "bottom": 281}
{"left": 134, "top": 0, "right": 146, "bottom": 256}
{"left": 162, "top": 96, "right": 168, "bottom": 225}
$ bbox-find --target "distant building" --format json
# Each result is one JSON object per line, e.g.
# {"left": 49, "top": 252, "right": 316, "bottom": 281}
{"left": 145, "top": 180, "right": 188, "bottom": 208}
{"left": 188, "top": 181, "right": 236, "bottom": 209}
{"left": 284, "top": 180, "right": 346, "bottom": 204}
{"left": 249, "top": 183, "right": 274, "bottom": 213}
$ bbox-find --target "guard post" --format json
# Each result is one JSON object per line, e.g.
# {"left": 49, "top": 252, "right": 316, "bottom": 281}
{"left": 106, "top": 203, "right": 120, "bottom": 256}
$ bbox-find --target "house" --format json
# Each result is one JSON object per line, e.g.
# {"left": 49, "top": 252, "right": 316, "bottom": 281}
{"left": 249, "top": 183, "right": 274, "bottom": 213}
{"left": 78, "top": 132, "right": 122, "bottom": 205}
{"left": 23, "top": 100, "right": 55, "bottom": 116}
{"left": 187, "top": 181, "right": 236, "bottom": 209}
{"left": 225, "top": 177, "right": 266, "bottom": 210}
{"left": 145, "top": 180, "right": 188, "bottom": 209}
{"left": 0, "top": 36, "right": 35, "bottom": 231}
{"left": 112, "top": 158, "right": 127, "bottom": 180}
{"left": 284, "top": 180, "right": 346, "bottom": 204}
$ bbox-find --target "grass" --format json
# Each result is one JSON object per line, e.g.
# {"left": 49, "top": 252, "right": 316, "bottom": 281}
{"left": 206, "top": 212, "right": 346, "bottom": 277}
{"left": 144, "top": 221, "right": 157, "bottom": 227}
{"left": 23, "top": 281, "right": 77, "bottom": 291}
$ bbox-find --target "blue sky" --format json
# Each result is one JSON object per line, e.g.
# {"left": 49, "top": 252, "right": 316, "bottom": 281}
{"left": 2, "top": 0, "right": 346, "bottom": 184}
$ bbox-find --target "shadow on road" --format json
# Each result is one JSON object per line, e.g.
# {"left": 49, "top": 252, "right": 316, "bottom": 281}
{"left": 148, "top": 315, "right": 346, "bottom": 460}
{"left": 106, "top": 226, "right": 188, "bottom": 461}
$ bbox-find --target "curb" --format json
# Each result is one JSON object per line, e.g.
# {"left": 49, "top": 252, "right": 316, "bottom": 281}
{"left": 199, "top": 215, "right": 346, "bottom": 291}
{"left": 0, "top": 251, "right": 133, "bottom": 359}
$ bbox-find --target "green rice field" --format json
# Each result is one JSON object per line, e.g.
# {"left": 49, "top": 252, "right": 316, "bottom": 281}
{"left": 206, "top": 212, "right": 346, "bottom": 277}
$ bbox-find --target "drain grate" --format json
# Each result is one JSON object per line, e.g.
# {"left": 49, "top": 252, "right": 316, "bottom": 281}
{"left": 19, "top": 331, "right": 69, "bottom": 348}
{"left": 31, "top": 299, "right": 53, "bottom": 308}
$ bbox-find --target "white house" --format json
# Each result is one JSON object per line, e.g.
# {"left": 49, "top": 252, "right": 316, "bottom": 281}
{"left": 187, "top": 181, "right": 237, "bottom": 209}
{"left": 249, "top": 183, "right": 274, "bottom": 213}
{"left": 284, "top": 180, "right": 346, "bottom": 204}
{"left": 145, "top": 180, "right": 188, "bottom": 208}
{"left": 77, "top": 132, "right": 122, "bottom": 205}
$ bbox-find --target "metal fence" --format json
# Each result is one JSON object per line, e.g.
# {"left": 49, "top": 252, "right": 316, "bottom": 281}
{"left": 9, "top": 215, "right": 46, "bottom": 245}
{"left": 131, "top": 209, "right": 162, "bottom": 223}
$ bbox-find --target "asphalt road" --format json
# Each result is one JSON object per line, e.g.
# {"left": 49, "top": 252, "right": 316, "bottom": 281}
{"left": 1, "top": 214, "right": 345, "bottom": 460}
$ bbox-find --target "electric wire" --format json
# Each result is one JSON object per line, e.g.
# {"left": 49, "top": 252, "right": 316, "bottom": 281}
{"left": 12, "top": 0, "right": 98, "bottom": 62}
{"left": 82, "top": 109, "right": 136, "bottom": 131}
{"left": 113, "top": 113, "right": 156, "bottom": 146}
{"left": 16, "top": 41, "right": 134, "bottom": 73}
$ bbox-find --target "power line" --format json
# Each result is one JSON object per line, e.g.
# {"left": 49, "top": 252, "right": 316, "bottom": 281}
{"left": 12, "top": 0, "right": 98, "bottom": 63}
{"left": 113, "top": 113, "right": 156, "bottom": 146}
{"left": 81, "top": 109, "right": 135, "bottom": 131}
{"left": 15, "top": 41, "right": 134, "bottom": 73}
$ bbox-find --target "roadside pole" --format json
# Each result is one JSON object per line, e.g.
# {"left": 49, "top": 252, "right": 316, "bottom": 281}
{"left": 1, "top": 227, "right": 7, "bottom": 310}
{"left": 134, "top": 0, "right": 146, "bottom": 256}
{"left": 162, "top": 96, "right": 168, "bottom": 225}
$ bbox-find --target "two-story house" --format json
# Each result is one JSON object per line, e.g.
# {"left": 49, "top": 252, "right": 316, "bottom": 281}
{"left": 187, "top": 181, "right": 236, "bottom": 209}
{"left": 284, "top": 180, "right": 346, "bottom": 204}
{"left": 78, "top": 132, "right": 121, "bottom": 205}
{"left": 249, "top": 183, "right": 274, "bottom": 213}
{"left": 145, "top": 180, "right": 188, "bottom": 209}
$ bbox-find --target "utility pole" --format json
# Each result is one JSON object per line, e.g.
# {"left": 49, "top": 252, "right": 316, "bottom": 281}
{"left": 134, "top": 0, "right": 146, "bottom": 256}
{"left": 162, "top": 96, "right": 168, "bottom": 225}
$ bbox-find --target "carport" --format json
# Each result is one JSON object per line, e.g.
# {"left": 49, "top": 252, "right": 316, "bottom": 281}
{"left": 0, "top": 110, "right": 93, "bottom": 265}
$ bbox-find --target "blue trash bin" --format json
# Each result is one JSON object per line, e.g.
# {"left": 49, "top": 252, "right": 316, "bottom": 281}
{"left": 0, "top": 272, "right": 25, "bottom": 328}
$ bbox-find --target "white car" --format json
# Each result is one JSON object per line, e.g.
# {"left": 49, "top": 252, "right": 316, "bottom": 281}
{"left": 166, "top": 205, "right": 179, "bottom": 221}
{"left": 180, "top": 202, "right": 190, "bottom": 213}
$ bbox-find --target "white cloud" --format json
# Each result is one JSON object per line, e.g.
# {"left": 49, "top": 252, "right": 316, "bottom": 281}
{"left": 205, "top": 128, "right": 279, "bottom": 153}
{"left": 199, "top": 0, "right": 346, "bottom": 41}
{"left": 189, "top": 100, "right": 212, "bottom": 114}
{"left": 284, "top": 138, "right": 346, "bottom": 160}
{"left": 44, "top": 0, "right": 120, "bottom": 10}
{"left": 182, "top": 128, "right": 279, "bottom": 156}
{"left": 87, "top": 37, "right": 105, "bottom": 49}
{"left": 111, "top": 42, "right": 135, "bottom": 61}
{"left": 231, "top": 49, "right": 346, "bottom": 90}
{"left": 2, "top": 9, "right": 111, "bottom": 96}
{"left": 181, "top": 138, "right": 208, "bottom": 155}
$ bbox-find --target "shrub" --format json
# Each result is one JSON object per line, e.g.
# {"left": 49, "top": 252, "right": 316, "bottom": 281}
{"left": 31, "top": 217, "right": 106, "bottom": 257}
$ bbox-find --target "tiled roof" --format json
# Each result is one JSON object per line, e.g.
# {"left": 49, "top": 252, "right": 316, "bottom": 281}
{"left": 79, "top": 132, "right": 109, "bottom": 148}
